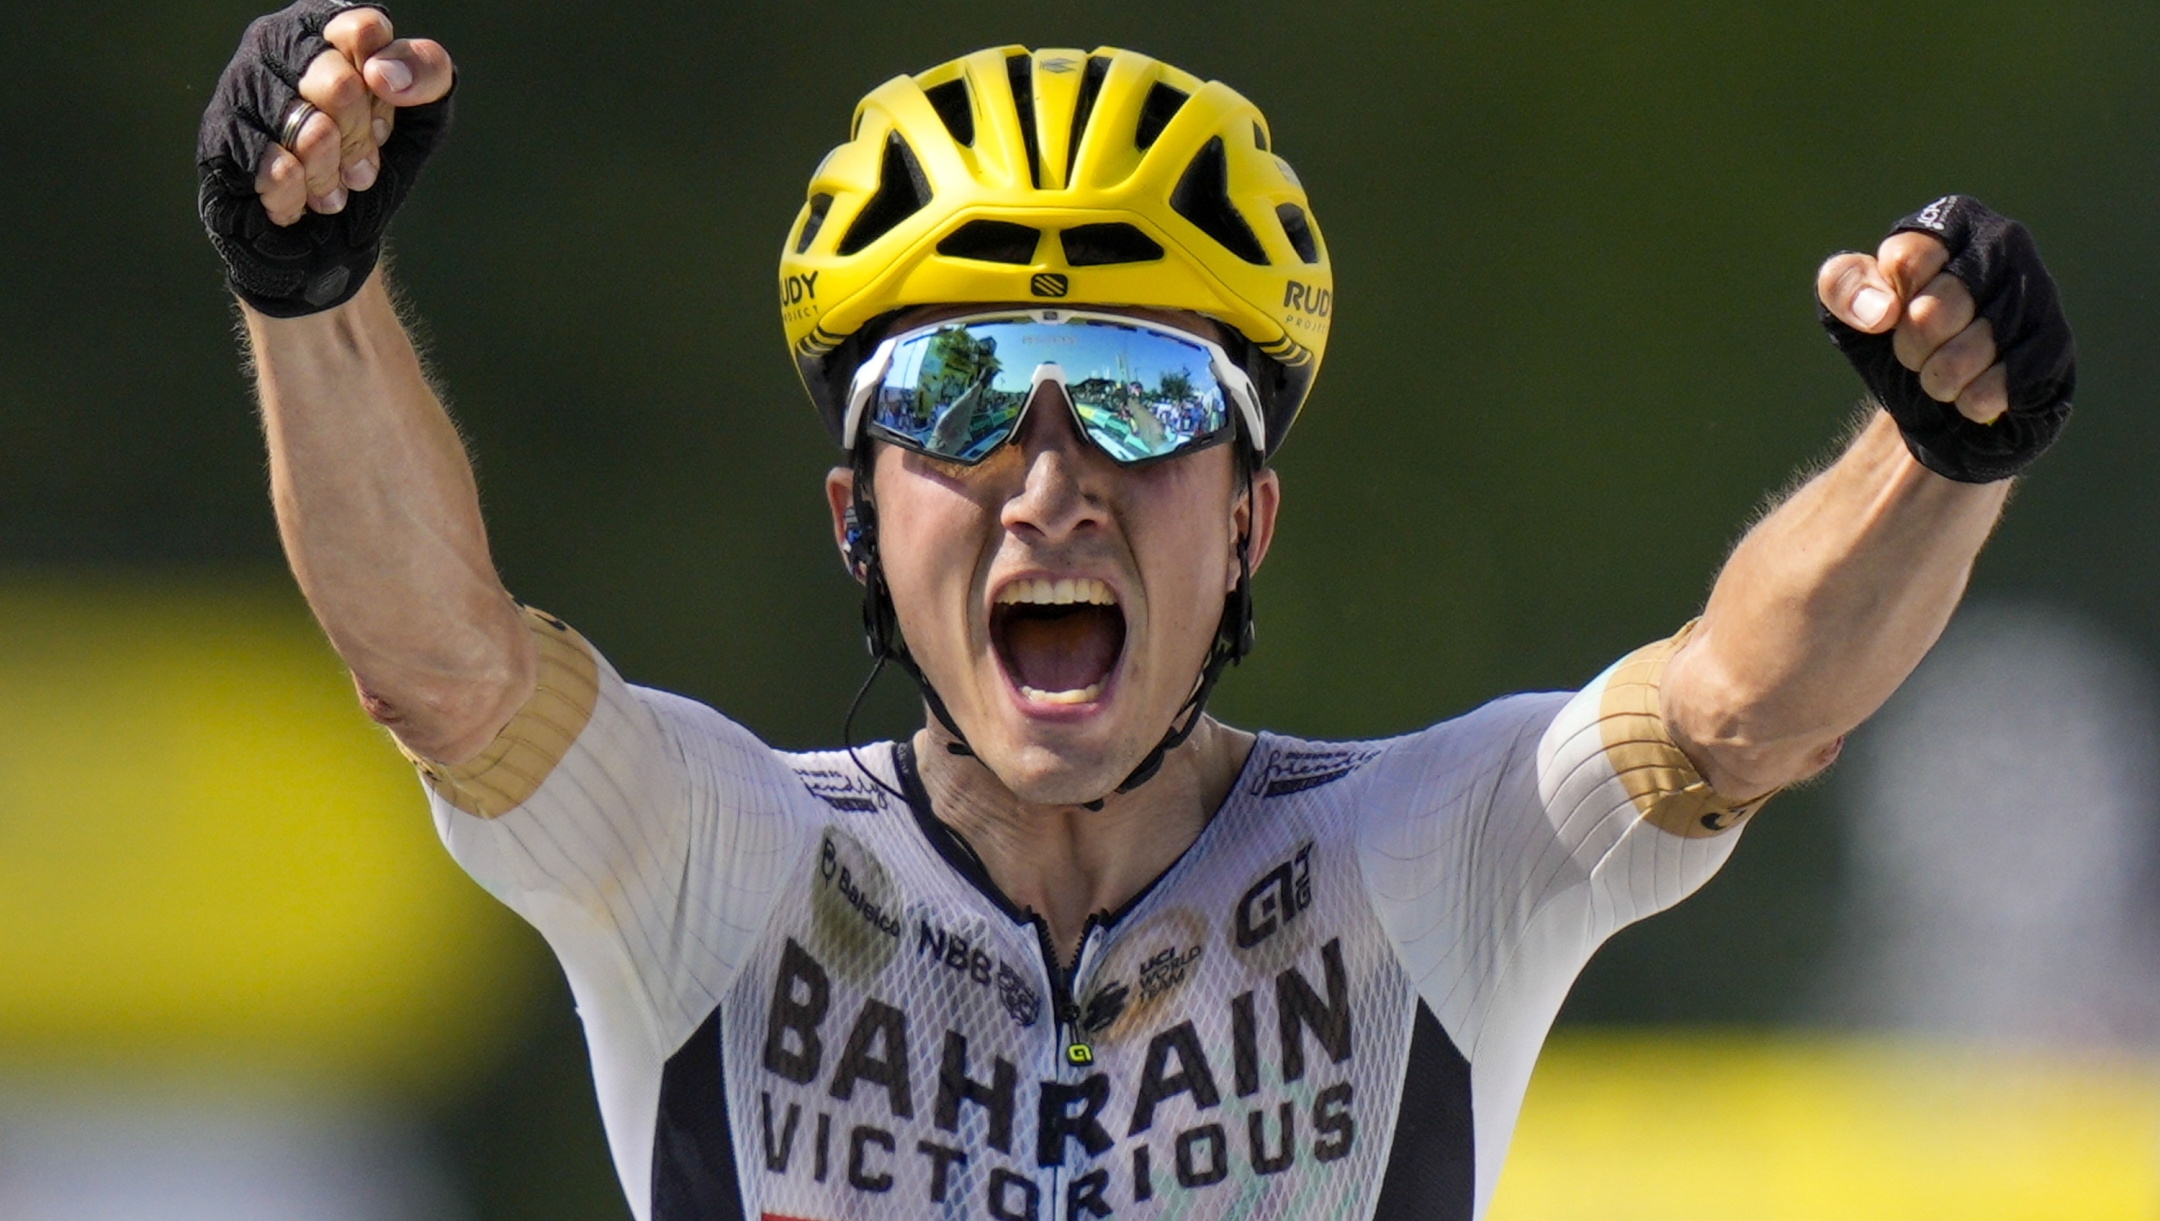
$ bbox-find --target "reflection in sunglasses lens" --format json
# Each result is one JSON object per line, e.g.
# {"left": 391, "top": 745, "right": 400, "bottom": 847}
{"left": 870, "top": 318, "right": 1230, "bottom": 463}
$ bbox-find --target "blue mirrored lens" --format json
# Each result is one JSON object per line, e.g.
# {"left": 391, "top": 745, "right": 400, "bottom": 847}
{"left": 866, "top": 324, "right": 1030, "bottom": 463}
{"left": 865, "top": 318, "right": 1230, "bottom": 464}
{"left": 1054, "top": 321, "right": 1231, "bottom": 464}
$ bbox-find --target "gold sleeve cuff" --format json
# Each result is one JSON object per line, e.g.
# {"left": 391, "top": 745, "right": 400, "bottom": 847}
{"left": 404, "top": 606, "right": 601, "bottom": 820}
{"left": 1596, "top": 620, "right": 1774, "bottom": 839}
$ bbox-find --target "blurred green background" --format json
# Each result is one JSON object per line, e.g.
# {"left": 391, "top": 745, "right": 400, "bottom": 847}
{"left": 5, "top": 0, "right": 2157, "bottom": 1216}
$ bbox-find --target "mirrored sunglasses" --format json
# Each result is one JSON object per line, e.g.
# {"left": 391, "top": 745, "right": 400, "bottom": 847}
{"left": 843, "top": 310, "right": 1264, "bottom": 466}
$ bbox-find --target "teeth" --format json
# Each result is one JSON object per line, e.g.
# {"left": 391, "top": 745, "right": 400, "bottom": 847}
{"left": 1019, "top": 682, "right": 1104, "bottom": 705}
{"left": 996, "top": 577, "right": 1116, "bottom": 607}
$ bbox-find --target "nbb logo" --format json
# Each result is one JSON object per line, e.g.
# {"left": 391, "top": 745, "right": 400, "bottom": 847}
{"left": 1282, "top": 280, "right": 1330, "bottom": 319}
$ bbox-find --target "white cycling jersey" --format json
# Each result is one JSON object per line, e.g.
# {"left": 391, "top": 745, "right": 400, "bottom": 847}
{"left": 417, "top": 609, "right": 1763, "bottom": 1221}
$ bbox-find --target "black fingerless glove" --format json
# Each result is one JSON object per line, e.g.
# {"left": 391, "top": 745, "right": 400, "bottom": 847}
{"left": 1819, "top": 195, "right": 2075, "bottom": 483}
{"left": 196, "top": 0, "right": 453, "bottom": 317}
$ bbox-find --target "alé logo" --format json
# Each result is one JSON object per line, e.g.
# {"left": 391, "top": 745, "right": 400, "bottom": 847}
{"left": 1235, "top": 843, "right": 1313, "bottom": 949}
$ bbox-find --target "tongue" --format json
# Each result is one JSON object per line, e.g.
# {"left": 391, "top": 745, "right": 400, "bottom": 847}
{"left": 1004, "top": 606, "right": 1122, "bottom": 694}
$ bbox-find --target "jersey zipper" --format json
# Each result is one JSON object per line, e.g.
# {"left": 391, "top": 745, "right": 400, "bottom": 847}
{"left": 1030, "top": 909, "right": 1107, "bottom": 1221}
{"left": 1032, "top": 909, "right": 1107, "bottom": 1066}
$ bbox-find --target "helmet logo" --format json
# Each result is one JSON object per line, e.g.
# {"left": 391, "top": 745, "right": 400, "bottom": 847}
{"left": 1030, "top": 273, "right": 1070, "bottom": 298}
{"left": 1282, "top": 280, "right": 1330, "bottom": 318}
{"left": 1039, "top": 55, "right": 1081, "bottom": 73}
{"left": 781, "top": 271, "right": 821, "bottom": 323}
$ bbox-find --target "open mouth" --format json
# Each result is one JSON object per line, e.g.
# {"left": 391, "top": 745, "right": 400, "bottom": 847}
{"left": 991, "top": 577, "right": 1127, "bottom": 706}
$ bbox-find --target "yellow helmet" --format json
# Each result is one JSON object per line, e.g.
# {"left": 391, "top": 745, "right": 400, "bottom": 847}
{"left": 780, "top": 46, "right": 1331, "bottom": 458}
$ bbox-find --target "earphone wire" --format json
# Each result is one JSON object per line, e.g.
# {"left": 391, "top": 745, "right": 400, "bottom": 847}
{"left": 843, "top": 651, "right": 912, "bottom": 806}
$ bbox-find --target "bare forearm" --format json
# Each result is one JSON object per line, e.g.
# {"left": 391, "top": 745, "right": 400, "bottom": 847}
{"left": 1665, "top": 411, "right": 2009, "bottom": 795}
{"left": 249, "top": 269, "right": 532, "bottom": 762}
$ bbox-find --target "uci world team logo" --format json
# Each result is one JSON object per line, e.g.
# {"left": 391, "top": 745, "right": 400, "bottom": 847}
{"left": 1030, "top": 272, "right": 1069, "bottom": 298}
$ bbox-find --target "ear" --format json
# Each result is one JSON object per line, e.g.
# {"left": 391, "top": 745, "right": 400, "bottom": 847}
{"left": 1231, "top": 467, "right": 1283, "bottom": 586}
{"left": 824, "top": 465, "right": 861, "bottom": 581}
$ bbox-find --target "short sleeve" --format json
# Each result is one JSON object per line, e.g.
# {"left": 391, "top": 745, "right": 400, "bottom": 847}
{"left": 410, "top": 608, "right": 818, "bottom": 1198}
{"left": 1355, "top": 623, "right": 1765, "bottom": 1214}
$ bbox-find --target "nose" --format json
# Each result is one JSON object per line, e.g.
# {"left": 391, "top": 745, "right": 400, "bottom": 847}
{"left": 998, "top": 379, "right": 1105, "bottom": 542}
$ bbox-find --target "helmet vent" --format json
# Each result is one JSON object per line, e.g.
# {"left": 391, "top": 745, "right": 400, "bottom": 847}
{"left": 1006, "top": 55, "right": 1042, "bottom": 189}
{"left": 1252, "top": 121, "right": 1268, "bottom": 151}
{"left": 937, "top": 220, "right": 1041, "bottom": 264}
{"left": 1060, "top": 223, "right": 1165, "bottom": 266}
{"left": 1170, "top": 136, "right": 1268, "bottom": 265}
{"left": 1134, "top": 82, "right": 1188, "bottom": 150}
{"left": 1275, "top": 203, "right": 1320, "bottom": 264}
{"left": 1065, "top": 55, "right": 1112, "bottom": 182}
{"left": 836, "top": 132, "right": 932, "bottom": 256}
{"left": 793, "top": 193, "right": 832, "bottom": 255}
{"left": 923, "top": 79, "right": 975, "bottom": 147}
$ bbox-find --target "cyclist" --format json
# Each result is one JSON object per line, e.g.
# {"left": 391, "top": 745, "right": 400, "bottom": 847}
{"left": 197, "top": 5, "right": 2075, "bottom": 1219}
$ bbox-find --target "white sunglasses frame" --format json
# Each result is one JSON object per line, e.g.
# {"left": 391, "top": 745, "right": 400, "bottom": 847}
{"left": 841, "top": 308, "right": 1268, "bottom": 461}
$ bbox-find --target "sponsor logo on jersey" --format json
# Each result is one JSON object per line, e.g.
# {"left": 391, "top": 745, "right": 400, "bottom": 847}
{"left": 1235, "top": 843, "right": 1313, "bottom": 950}
{"left": 819, "top": 834, "right": 902, "bottom": 940}
{"left": 1080, "top": 979, "right": 1130, "bottom": 1032}
{"left": 811, "top": 828, "right": 903, "bottom": 976}
{"left": 796, "top": 767, "right": 885, "bottom": 813}
{"left": 915, "top": 917, "right": 1042, "bottom": 1029}
{"left": 754, "top": 935, "right": 1359, "bottom": 1216}
{"left": 1085, "top": 908, "right": 1212, "bottom": 1040}
{"left": 997, "top": 967, "right": 1043, "bottom": 1030}
{"left": 1137, "top": 944, "right": 1204, "bottom": 1003}
{"left": 1251, "top": 745, "right": 1378, "bottom": 798}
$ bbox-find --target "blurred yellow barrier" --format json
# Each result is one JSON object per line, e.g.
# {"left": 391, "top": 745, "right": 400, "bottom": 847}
{"left": 1492, "top": 1030, "right": 2160, "bottom": 1221}
{"left": 0, "top": 571, "right": 543, "bottom": 1098}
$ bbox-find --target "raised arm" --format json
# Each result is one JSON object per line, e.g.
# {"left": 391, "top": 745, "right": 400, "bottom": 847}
{"left": 250, "top": 274, "right": 532, "bottom": 764}
{"left": 1664, "top": 198, "right": 2073, "bottom": 798}
{"left": 1664, "top": 410, "right": 2006, "bottom": 797}
{"left": 203, "top": 3, "right": 527, "bottom": 763}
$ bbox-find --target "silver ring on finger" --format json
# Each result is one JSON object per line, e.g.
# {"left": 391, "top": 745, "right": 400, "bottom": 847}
{"left": 278, "top": 99, "right": 320, "bottom": 150}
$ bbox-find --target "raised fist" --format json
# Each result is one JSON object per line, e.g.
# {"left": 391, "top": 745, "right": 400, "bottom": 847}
{"left": 197, "top": 1, "right": 456, "bottom": 317}
{"left": 1816, "top": 196, "right": 2074, "bottom": 483}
